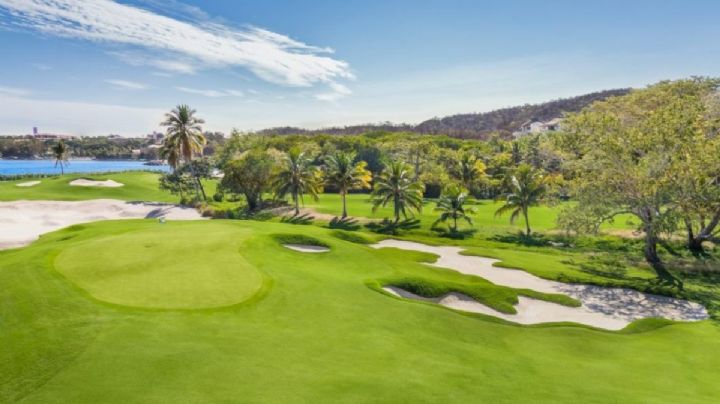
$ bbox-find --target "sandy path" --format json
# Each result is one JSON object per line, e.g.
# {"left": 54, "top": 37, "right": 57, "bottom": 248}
{"left": 372, "top": 239, "right": 708, "bottom": 330}
{"left": 0, "top": 199, "right": 204, "bottom": 250}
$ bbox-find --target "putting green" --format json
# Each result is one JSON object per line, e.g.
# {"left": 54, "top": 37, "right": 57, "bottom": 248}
{"left": 54, "top": 223, "right": 263, "bottom": 309}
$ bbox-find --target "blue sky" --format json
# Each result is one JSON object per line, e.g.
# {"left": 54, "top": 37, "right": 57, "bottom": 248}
{"left": 0, "top": 0, "right": 719, "bottom": 136}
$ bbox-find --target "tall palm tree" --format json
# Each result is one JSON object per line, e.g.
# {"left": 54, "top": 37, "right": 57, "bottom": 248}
{"left": 159, "top": 136, "right": 181, "bottom": 170}
{"left": 324, "top": 151, "right": 372, "bottom": 218}
{"left": 274, "top": 148, "right": 323, "bottom": 215}
{"left": 51, "top": 140, "right": 69, "bottom": 175}
{"left": 371, "top": 161, "right": 424, "bottom": 223}
{"left": 434, "top": 184, "right": 474, "bottom": 232}
{"left": 495, "top": 164, "right": 546, "bottom": 236}
{"left": 160, "top": 104, "right": 207, "bottom": 200}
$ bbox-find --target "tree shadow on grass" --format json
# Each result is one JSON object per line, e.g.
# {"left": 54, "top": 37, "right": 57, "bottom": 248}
{"left": 365, "top": 218, "right": 421, "bottom": 235}
{"left": 281, "top": 213, "right": 314, "bottom": 225}
{"left": 328, "top": 217, "right": 361, "bottom": 231}
{"left": 431, "top": 227, "right": 477, "bottom": 240}
{"left": 489, "top": 232, "right": 550, "bottom": 247}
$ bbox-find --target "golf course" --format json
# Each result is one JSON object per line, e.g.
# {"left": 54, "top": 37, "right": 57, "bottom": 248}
{"left": 1, "top": 171, "right": 719, "bottom": 403}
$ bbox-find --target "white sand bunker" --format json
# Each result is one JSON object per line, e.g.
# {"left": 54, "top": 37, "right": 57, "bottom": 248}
{"left": 70, "top": 179, "right": 124, "bottom": 187}
{"left": 0, "top": 199, "right": 204, "bottom": 250}
{"left": 372, "top": 240, "right": 708, "bottom": 330}
{"left": 283, "top": 244, "right": 330, "bottom": 253}
{"left": 16, "top": 181, "right": 41, "bottom": 187}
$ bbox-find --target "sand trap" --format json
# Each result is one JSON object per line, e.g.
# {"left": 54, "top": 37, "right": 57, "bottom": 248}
{"left": 372, "top": 239, "right": 708, "bottom": 330}
{"left": 16, "top": 181, "right": 41, "bottom": 187}
{"left": 70, "top": 179, "right": 124, "bottom": 187}
{"left": 283, "top": 244, "right": 330, "bottom": 253}
{"left": 0, "top": 199, "right": 204, "bottom": 250}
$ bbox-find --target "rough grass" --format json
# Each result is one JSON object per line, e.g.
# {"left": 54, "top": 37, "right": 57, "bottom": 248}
{"left": 330, "top": 229, "right": 375, "bottom": 244}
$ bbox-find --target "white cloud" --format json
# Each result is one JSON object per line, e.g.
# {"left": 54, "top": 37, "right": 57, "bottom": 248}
{"left": 314, "top": 82, "right": 352, "bottom": 101}
{"left": 105, "top": 79, "right": 147, "bottom": 90}
{"left": 0, "top": 85, "right": 31, "bottom": 96}
{"left": 175, "top": 87, "right": 243, "bottom": 98}
{"left": 0, "top": 0, "right": 353, "bottom": 88}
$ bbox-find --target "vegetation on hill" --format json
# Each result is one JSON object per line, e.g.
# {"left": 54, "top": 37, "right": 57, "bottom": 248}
{"left": 257, "top": 88, "right": 630, "bottom": 139}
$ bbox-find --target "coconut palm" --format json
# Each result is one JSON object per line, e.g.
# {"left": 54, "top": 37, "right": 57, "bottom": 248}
{"left": 274, "top": 148, "right": 323, "bottom": 215}
{"left": 495, "top": 164, "right": 546, "bottom": 236}
{"left": 324, "top": 151, "right": 372, "bottom": 218}
{"left": 434, "top": 184, "right": 474, "bottom": 232}
{"left": 159, "top": 136, "right": 181, "bottom": 170}
{"left": 51, "top": 140, "right": 69, "bottom": 175}
{"left": 450, "top": 152, "right": 486, "bottom": 191}
{"left": 160, "top": 104, "right": 207, "bottom": 200}
{"left": 371, "top": 161, "right": 424, "bottom": 223}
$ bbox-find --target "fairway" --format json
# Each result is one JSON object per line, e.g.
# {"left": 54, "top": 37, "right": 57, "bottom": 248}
{"left": 54, "top": 223, "right": 263, "bottom": 309}
{"left": 3, "top": 219, "right": 720, "bottom": 403}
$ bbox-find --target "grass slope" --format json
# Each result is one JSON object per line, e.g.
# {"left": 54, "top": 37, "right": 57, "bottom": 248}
{"left": 1, "top": 219, "right": 719, "bottom": 403}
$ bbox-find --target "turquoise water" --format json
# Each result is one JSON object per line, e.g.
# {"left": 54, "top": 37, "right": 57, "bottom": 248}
{"left": 0, "top": 159, "right": 169, "bottom": 175}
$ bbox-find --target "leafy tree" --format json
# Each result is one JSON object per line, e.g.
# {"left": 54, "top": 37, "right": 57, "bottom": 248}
{"left": 558, "top": 78, "right": 720, "bottom": 283}
{"left": 51, "top": 140, "right": 69, "bottom": 175}
{"left": 160, "top": 105, "right": 207, "bottom": 200}
{"left": 159, "top": 172, "right": 196, "bottom": 203}
{"left": 324, "top": 151, "right": 372, "bottom": 218}
{"left": 449, "top": 152, "right": 486, "bottom": 192}
{"left": 219, "top": 149, "right": 276, "bottom": 211}
{"left": 433, "top": 184, "right": 474, "bottom": 232}
{"left": 371, "top": 161, "right": 424, "bottom": 223}
{"left": 495, "top": 164, "right": 546, "bottom": 236}
{"left": 274, "top": 148, "right": 323, "bottom": 215}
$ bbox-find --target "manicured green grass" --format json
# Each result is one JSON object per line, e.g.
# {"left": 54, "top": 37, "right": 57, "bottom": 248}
{"left": 0, "top": 172, "right": 177, "bottom": 202}
{"left": 2, "top": 219, "right": 720, "bottom": 403}
{"left": 304, "top": 193, "right": 637, "bottom": 234}
{"left": 54, "top": 223, "right": 263, "bottom": 309}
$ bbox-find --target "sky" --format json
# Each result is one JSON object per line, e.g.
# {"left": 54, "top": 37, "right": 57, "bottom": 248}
{"left": 0, "top": 0, "right": 719, "bottom": 136}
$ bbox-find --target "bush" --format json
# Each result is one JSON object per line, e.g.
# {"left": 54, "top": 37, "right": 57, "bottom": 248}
{"left": 212, "top": 192, "right": 224, "bottom": 202}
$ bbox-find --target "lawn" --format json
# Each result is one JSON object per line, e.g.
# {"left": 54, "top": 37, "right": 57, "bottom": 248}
{"left": 2, "top": 219, "right": 720, "bottom": 403}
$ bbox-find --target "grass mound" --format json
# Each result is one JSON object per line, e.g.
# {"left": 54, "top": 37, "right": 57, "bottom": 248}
{"left": 54, "top": 222, "right": 263, "bottom": 309}
{"left": 271, "top": 233, "right": 330, "bottom": 248}
{"left": 330, "top": 229, "right": 374, "bottom": 244}
{"left": 377, "top": 276, "right": 579, "bottom": 314}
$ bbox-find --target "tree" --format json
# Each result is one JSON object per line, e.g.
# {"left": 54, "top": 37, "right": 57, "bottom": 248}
{"left": 495, "top": 164, "right": 546, "bottom": 236}
{"left": 371, "top": 161, "right": 424, "bottom": 223}
{"left": 324, "top": 151, "right": 372, "bottom": 218}
{"left": 219, "top": 149, "right": 275, "bottom": 211}
{"left": 558, "top": 78, "right": 720, "bottom": 284}
{"left": 160, "top": 105, "right": 207, "bottom": 200}
{"left": 51, "top": 140, "right": 69, "bottom": 175}
{"left": 433, "top": 184, "right": 474, "bottom": 232}
{"left": 274, "top": 148, "right": 323, "bottom": 215}
{"left": 449, "top": 152, "right": 486, "bottom": 192}
{"left": 159, "top": 171, "right": 196, "bottom": 203}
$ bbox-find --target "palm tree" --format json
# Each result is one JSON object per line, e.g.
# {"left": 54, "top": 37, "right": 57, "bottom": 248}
{"left": 274, "top": 148, "right": 323, "bottom": 215}
{"left": 160, "top": 104, "right": 207, "bottom": 200}
{"left": 51, "top": 140, "right": 69, "bottom": 175}
{"left": 159, "top": 136, "right": 181, "bottom": 170}
{"left": 450, "top": 152, "right": 486, "bottom": 191}
{"left": 434, "top": 184, "right": 474, "bottom": 232}
{"left": 371, "top": 161, "right": 424, "bottom": 223}
{"left": 495, "top": 164, "right": 546, "bottom": 236}
{"left": 324, "top": 151, "right": 372, "bottom": 218}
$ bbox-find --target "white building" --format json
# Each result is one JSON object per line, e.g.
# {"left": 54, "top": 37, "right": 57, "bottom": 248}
{"left": 512, "top": 118, "right": 562, "bottom": 139}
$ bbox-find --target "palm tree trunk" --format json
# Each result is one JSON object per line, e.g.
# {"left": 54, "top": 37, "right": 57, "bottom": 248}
{"left": 394, "top": 194, "right": 400, "bottom": 223}
{"left": 187, "top": 162, "right": 206, "bottom": 201}
{"left": 341, "top": 192, "right": 348, "bottom": 218}
{"left": 294, "top": 194, "right": 300, "bottom": 216}
{"left": 453, "top": 213, "right": 458, "bottom": 232}
{"left": 523, "top": 207, "right": 531, "bottom": 236}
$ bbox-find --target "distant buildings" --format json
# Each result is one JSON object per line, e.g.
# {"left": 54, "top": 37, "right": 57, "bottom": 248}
{"left": 26, "top": 127, "right": 77, "bottom": 140}
{"left": 146, "top": 131, "right": 164, "bottom": 144}
{"left": 512, "top": 118, "right": 562, "bottom": 139}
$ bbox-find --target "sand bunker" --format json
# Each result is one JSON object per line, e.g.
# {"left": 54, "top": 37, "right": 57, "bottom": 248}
{"left": 283, "top": 244, "right": 330, "bottom": 253}
{"left": 70, "top": 179, "right": 124, "bottom": 187}
{"left": 372, "top": 239, "right": 708, "bottom": 330}
{"left": 16, "top": 181, "right": 41, "bottom": 187}
{"left": 0, "top": 199, "right": 203, "bottom": 250}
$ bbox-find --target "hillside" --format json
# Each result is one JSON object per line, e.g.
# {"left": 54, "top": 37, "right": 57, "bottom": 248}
{"left": 258, "top": 88, "right": 631, "bottom": 139}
